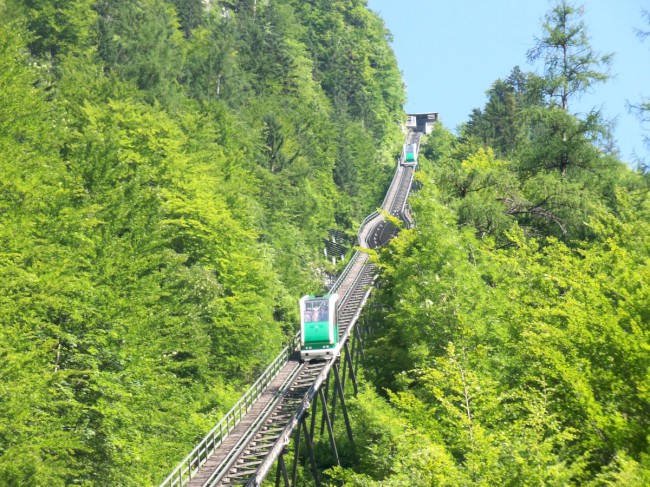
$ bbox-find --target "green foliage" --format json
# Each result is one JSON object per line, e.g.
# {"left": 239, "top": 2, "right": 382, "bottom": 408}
{"left": 429, "top": 70, "right": 639, "bottom": 243}
{"left": 517, "top": 106, "right": 605, "bottom": 176}
{"left": 166, "top": 0, "right": 205, "bottom": 38}
{"left": 348, "top": 171, "right": 650, "bottom": 484}
{"left": 0, "top": 0, "right": 405, "bottom": 484}
{"left": 334, "top": 3, "right": 648, "bottom": 485}
{"left": 465, "top": 66, "right": 545, "bottom": 158}
{"left": 292, "top": 0, "right": 405, "bottom": 140}
{"left": 527, "top": 0, "right": 613, "bottom": 111}
{"left": 96, "top": 0, "right": 184, "bottom": 101}
{"left": 458, "top": 1, "right": 624, "bottom": 243}
{"left": 327, "top": 386, "right": 463, "bottom": 486}
{"left": 23, "top": 0, "right": 96, "bottom": 59}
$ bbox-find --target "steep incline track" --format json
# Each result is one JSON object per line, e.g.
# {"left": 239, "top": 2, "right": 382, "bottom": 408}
{"left": 160, "top": 130, "right": 421, "bottom": 487}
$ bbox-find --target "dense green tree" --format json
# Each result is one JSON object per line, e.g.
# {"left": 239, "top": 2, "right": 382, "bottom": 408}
{"left": 96, "top": 0, "right": 184, "bottom": 101}
{"left": 524, "top": 2, "right": 616, "bottom": 183}
{"left": 327, "top": 386, "right": 463, "bottom": 486}
{"left": 292, "top": 0, "right": 405, "bottom": 140}
{"left": 167, "top": 0, "right": 204, "bottom": 38}
{"left": 465, "top": 67, "right": 545, "bottom": 157}
{"left": 0, "top": 23, "right": 90, "bottom": 485}
{"left": 436, "top": 2, "right": 630, "bottom": 244}
{"left": 351, "top": 170, "right": 650, "bottom": 484}
{"left": 22, "top": 0, "right": 96, "bottom": 59}
{"left": 183, "top": 13, "right": 247, "bottom": 104}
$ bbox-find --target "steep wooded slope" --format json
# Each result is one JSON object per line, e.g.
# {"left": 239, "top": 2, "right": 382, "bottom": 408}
{"left": 0, "top": 0, "right": 404, "bottom": 484}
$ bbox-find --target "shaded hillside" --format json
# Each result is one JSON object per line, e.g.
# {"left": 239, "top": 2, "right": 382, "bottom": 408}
{"left": 0, "top": 0, "right": 404, "bottom": 484}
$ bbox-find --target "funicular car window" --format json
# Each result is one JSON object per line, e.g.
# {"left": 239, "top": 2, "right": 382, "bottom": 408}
{"left": 304, "top": 299, "right": 329, "bottom": 322}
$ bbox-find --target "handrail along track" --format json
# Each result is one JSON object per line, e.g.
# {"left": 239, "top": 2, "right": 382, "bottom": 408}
{"left": 159, "top": 335, "right": 301, "bottom": 487}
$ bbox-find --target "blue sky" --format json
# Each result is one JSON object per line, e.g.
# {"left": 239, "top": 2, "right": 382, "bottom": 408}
{"left": 367, "top": 0, "right": 649, "bottom": 165}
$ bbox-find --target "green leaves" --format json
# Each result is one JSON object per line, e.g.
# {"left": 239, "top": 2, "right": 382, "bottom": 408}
{"left": 527, "top": 1, "right": 613, "bottom": 111}
{"left": 23, "top": 0, "right": 96, "bottom": 59}
{"left": 96, "top": 0, "right": 184, "bottom": 101}
{"left": 355, "top": 175, "right": 650, "bottom": 483}
{"left": 1, "top": 0, "right": 405, "bottom": 483}
{"left": 293, "top": 0, "right": 405, "bottom": 140}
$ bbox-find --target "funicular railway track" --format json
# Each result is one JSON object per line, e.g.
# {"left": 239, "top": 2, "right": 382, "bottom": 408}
{"left": 161, "top": 130, "right": 421, "bottom": 487}
{"left": 367, "top": 131, "right": 420, "bottom": 248}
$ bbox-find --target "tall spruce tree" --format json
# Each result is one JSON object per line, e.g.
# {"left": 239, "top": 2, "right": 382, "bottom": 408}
{"left": 527, "top": 0, "right": 612, "bottom": 112}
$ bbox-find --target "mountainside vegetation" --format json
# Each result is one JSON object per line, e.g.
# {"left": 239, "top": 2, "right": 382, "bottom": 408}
{"left": 0, "top": 0, "right": 404, "bottom": 484}
{"left": 1, "top": 0, "right": 649, "bottom": 485}
{"left": 331, "top": 2, "right": 650, "bottom": 485}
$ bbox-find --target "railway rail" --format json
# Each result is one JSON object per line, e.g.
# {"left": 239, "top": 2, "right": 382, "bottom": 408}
{"left": 160, "top": 130, "right": 422, "bottom": 487}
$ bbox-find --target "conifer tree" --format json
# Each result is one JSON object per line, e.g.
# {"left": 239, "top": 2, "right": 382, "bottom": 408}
{"left": 527, "top": 0, "right": 612, "bottom": 111}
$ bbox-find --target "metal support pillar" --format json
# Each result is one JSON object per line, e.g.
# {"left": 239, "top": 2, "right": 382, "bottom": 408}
{"left": 354, "top": 325, "right": 366, "bottom": 362}
{"left": 341, "top": 342, "right": 349, "bottom": 393}
{"left": 275, "top": 452, "right": 291, "bottom": 487}
{"left": 329, "top": 362, "right": 339, "bottom": 431}
{"left": 354, "top": 344, "right": 362, "bottom": 377}
{"left": 319, "top": 388, "right": 340, "bottom": 466}
{"left": 352, "top": 327, "right": 362, "bottom": 377}
{"left": 300, "top": 415, "right": 322, "bottom": 487}
{"left": 333, "top": 363, "right": 354, "bottom": 447}
{"left": 344, "top": 341, "right": 359, "bottom": 395}
{"left": 309, "top": 392, "right": 318, "bottom": 442}
{"left": 320, "top": 372, "right": 330, "bottom": 436}
{"left": 291, "top": 419, "right": 302, "bottom": 487}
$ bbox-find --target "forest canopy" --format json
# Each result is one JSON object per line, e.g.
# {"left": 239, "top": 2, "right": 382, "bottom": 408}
{"left": 0, "top": 0, "right": 404, "bottom": 484}
{"left": 0, "top": 0, "right": 648, "bottom": 485}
